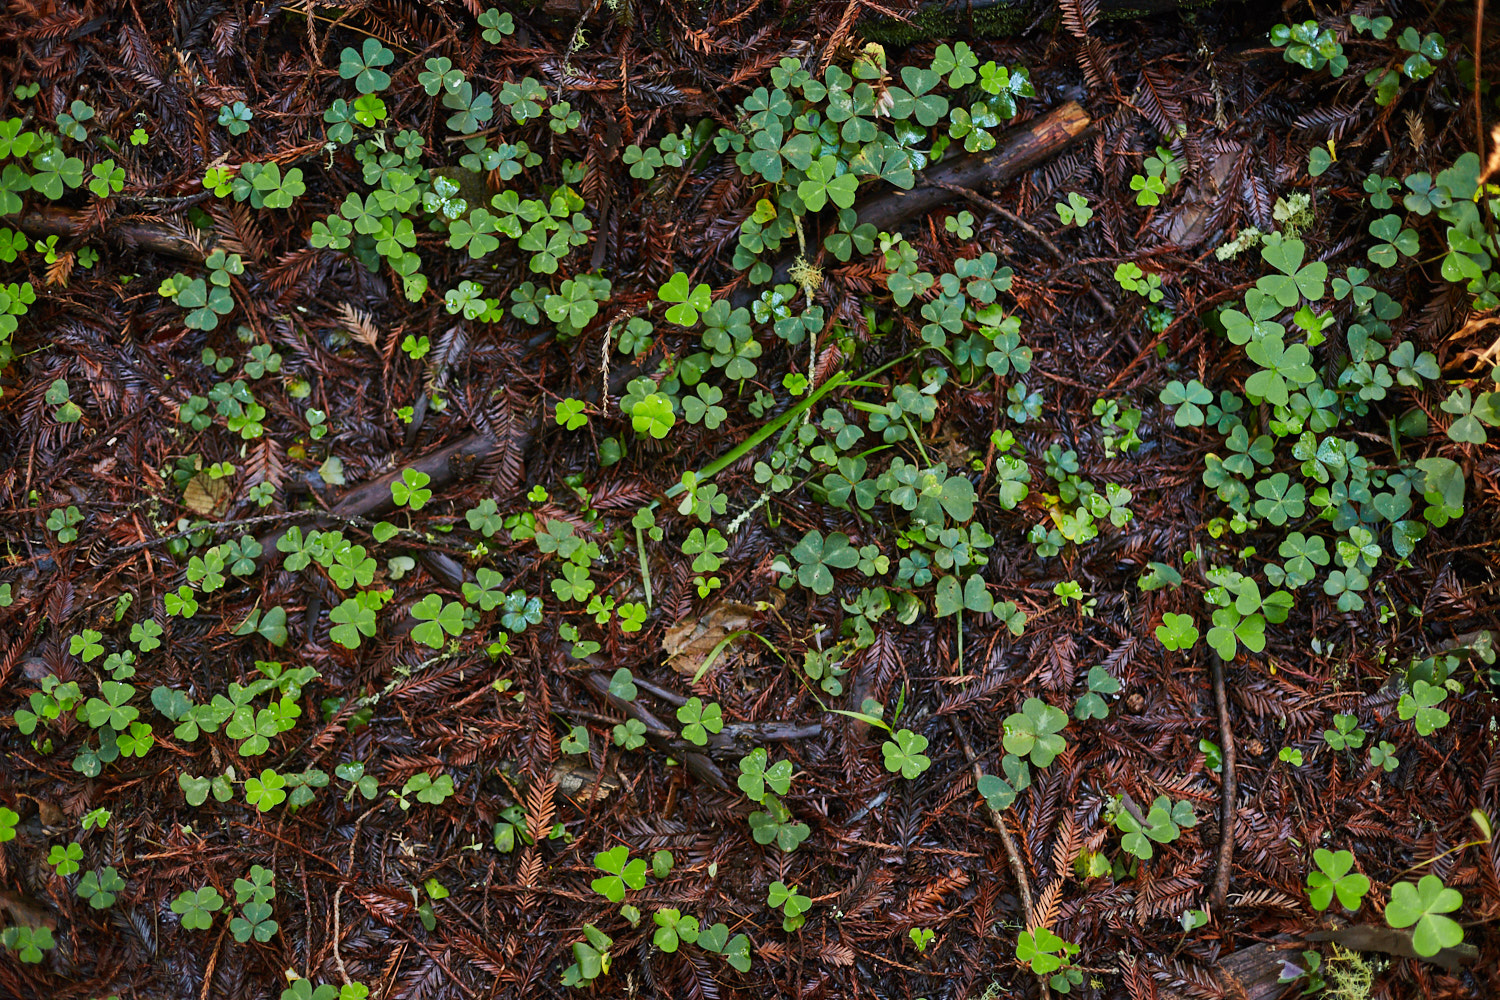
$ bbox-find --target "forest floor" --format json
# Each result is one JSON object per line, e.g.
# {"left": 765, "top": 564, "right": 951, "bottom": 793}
{"left": 2, "top": 1, "right": 1500, "bottom": 999}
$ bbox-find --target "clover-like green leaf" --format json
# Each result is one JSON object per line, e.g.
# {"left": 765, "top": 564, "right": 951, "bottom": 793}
{"left": 738, "top": 746, "right": 793, "bottom": 802}
{"left": 797, "top": 155, "right": 859, "bottom": 212}
{"left": 659, "top": 272, "right": 713, "bottom": 327}
{"left": 172, "top": 885, "right": 225, "bottom": 930}
{"left": 1002, "top": 697, "right": 1068, "bottom": 767}
{"left": 231, "top": 899, "right": 278, "bottom": 943}
{"left": 1155, "top": 612, "right": 1199, "bottom": 651}
{"left": 1397, "top": 679, "right": 1450, "bottom": 736}
{"left": 590, "top": 845, "right": 647, "bottom": 902}
{"left": 1306, "top": 848, "right": 1370, "bottom": 912}
{"left": 1367, "top": 213, "right": 1420, "bottom": 267}
{"left": 410, "top": 594, "right": 465, "bottom": 649}
{"left": 245, "top": 768, "right": 287, "bottom": 811}
{"left": 652, "top": 908, "right": 699, "bottom": 953}
{"left": 881, "top": 729, "right": 931, "bottom": 779}
{"left": 1160, "top": 379, "right": 1212, "bottom": 426}
{"left": 77, "top": 865, "right": 125, "bottom": 909}
{"left": 1253, "top": 472, "right": 1307, "bottom": 525}
{"left": 338, "top": 37, "right": 395, "bottom": 94}
{"left": 390, "top": 467, "right": 433, "bottom": 509}
{"left": 47, "top": 842, "right": 84, "bottom": 876}
{"left": 788, "top": 530, "right": 859, "bottom": 595}
{"left": 1072, "top": 666, "right": 1121, "bottom": 721}
{"left": 1385, "top": 875, "right": 1464, "bottom": 957}
{"left": 767, "top": 880, "right": 812, "bottom": 931}
{"left": 677, "top": 697, "right": 724, "bottom": 746}
{"left": 748, "top": 794, "right": 810, "bottom": 852}
{"left": 1258, "top": 236, "right": 1326, "bottom": 305}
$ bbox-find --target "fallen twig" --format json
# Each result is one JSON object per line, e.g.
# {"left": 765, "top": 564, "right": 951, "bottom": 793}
{"left": 1304, "top": 925, "right": 1478, "bottom": 971}
{"left": 581, "top": 671, "right": 729, "bottom": 790}
{"left": 948, "top": 716, "right": 1035, "bottom": 929}
{"left": 741, "top": 101, "right": 1092, "bottom": 303}
{"left": 1209, "top": 652, "right": 1236, "bottom": 912}
{"left": 253, "top": 430, "right": 500, "bottom": 566}
{"left": 8, "top": 206, "right": 208, "bottom": 260}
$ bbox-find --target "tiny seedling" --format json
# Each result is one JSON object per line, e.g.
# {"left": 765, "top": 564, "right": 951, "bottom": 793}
{"left": 561, "top": 924, "right": 613, "bottom": 987}
{"left": 1179, "top": 908, "right": 1209, "bottom": 932}
{"left": 767, "top": 880, "right": 812, "bottom": 932}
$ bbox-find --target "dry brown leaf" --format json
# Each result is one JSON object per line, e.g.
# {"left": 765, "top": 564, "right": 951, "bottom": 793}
{"left": 1446, "top": 313, "right": 1500, "bottom": 372}
{"left": 183, "top": 472, "right": 230, "bottom": 515}
{"left": 551, "top": 758, "right": 621, "bottom": 803}
{"left": 32, "top": 798, "right": 64, "bottom": 828}
{"left": 662, "top": 600, "right": 760, "bottom": 677}
{"left": 1162, "top": 147, "right": 1240, "bottom": 248}
{"left": 0, "top": 890, "right": 55, "bottom": 932}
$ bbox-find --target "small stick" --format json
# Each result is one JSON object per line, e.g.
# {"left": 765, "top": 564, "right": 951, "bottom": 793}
{"left": 948, "top": 716, "right": 1035, "bottom": 927}
{"left": 581, "top": 671, "right": 729, "bottom": 790}
{"left": 1209, "top": 654, "right": 1236, "bottom": 911}
{"left": 631, "top": 676, "right": 687, "bottom": 707}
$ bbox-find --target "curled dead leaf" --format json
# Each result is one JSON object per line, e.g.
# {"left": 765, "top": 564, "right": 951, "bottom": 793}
{"left": 662, "top": 600, "right": 761, "bottom": 678}
{"left": 551, "top": 759, "right": 620, "bottom": 803}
